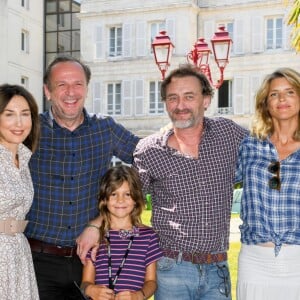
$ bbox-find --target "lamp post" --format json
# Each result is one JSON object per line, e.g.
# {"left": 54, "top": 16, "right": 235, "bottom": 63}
{"left": 151, "top": 30, "right": 175, "bottom": 80}
{"left": 151, "top": 26, "right": 232, "bottom": 88}
{"left": 187, "top": 26, "right": 232, "bottom": 88}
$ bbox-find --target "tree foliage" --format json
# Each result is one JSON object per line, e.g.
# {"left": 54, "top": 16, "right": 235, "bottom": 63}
{"left": 284, "top": 0, "right": 300, "bottom": 52}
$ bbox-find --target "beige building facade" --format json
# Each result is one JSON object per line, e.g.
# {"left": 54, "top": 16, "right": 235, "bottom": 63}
{"left": 0, "top": 0, "right": 44, "bottom": 109}
{"left": 79, "top": 0, "right": 299, "bottom": 136}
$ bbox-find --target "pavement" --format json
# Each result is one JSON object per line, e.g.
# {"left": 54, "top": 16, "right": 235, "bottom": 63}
{"left": 230, "top": 217, "right": 242, "bottom": 242}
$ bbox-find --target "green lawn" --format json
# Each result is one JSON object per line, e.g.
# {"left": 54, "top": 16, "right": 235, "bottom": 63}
{"left": 142, "top": 210, "right": 240, "bottom": 300}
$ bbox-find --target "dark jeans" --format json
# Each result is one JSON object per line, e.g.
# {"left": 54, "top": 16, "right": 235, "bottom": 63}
{"left": 32, "top": 252, "right": 83, "bottom": 300}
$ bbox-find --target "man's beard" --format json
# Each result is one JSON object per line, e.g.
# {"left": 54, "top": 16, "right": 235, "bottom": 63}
{"left": 172, "top": 118, "right": 194, "bottom": 129}
{"left": 168, "top": 109, "right": 195, "bottom": 129}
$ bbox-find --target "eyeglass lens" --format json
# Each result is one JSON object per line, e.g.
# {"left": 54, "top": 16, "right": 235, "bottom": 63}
{"left": 217, "top": 264, "right": 230, "bottom": 298}
{"left": 268, "top": 161, "right": 280, "bottom": 190}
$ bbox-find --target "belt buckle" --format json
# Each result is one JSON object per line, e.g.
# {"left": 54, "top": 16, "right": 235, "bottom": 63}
{"left": 62, "top": 246, "right": 74, "bottom": 257}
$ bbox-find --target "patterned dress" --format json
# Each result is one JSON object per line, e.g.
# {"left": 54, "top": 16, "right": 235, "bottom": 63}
{"left": 0, "top": 143, "right": 39, "bottom": 300}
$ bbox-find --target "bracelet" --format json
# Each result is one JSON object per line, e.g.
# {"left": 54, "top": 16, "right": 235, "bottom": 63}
{"left": 141, "top": 289, "right": 147, "bottom": 300}
{"left": 86, "top": 224, "right": 100, "bottom": 230}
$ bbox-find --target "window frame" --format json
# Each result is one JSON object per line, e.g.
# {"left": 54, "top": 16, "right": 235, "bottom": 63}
{"left": 109, "top": 26, "right": 122, "bottom": 57}
{"left": 21, "top": 30, "right": 29, "bottom": 53}
{"left": 266, "top": 16, "right": 283, "bottom": 50}
{"left": 107, "top": 82, "right": 122, "bottom": 115}
{"left": 149, "top": 81, "right": 164, "bottom": 115}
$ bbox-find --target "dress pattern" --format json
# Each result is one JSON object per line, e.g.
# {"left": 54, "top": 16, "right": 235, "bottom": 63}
{"left": 0, "top": 144, "right": 39, "bottom": 300}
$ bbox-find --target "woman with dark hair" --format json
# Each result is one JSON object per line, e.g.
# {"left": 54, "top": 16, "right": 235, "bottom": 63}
{"left": 0, "top": 84, "right": 40, "bottom": 299}
{"left": 236, "top": 68, "right": 300, "bottom": 300}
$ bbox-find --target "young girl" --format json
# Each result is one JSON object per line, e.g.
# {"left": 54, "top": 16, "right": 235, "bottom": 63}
{"left": 81, "top": 165, "right": 162, "bottom": 300}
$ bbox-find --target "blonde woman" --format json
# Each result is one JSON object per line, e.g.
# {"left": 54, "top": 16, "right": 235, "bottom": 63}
{"left": 235, "top": 68, "right": 300, "bottom": 300}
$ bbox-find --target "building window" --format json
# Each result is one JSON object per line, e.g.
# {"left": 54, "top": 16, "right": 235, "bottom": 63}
{"left": 21, "top": 30, "right": 29, "bottom": 53}
{"left": 109, "top": 27, "right": 122, "bottom": 57}
{"left": 150, "top": 22, "right": 165, "bottom": 52}
{"left": 149, "top": 81, "right": 164, "bottom": 114}
{"left": 217, "top": 80, "right": 233, "bottom": 115}
{"left": 21, "top": 76, "right": 29, "bottom": 88}
{"left": 218, "top": 22, "right": 234, "bottom": 53}
{"left": 45, "top": 0, "right": 80, "bottom": 67}
{"left": 21, "top": 0, "right": 29, "bottom": 9}
{"left": 107, "top": 83, "right": 121, "bottom": 115}
{"left": 266, "top": 17, "right": 283, "bottom": 49}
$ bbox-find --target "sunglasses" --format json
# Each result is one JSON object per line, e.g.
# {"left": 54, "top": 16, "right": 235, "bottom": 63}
{"left": 217, "top": 264, "right": 230, "bottom": 298}
{"left": 268, "top": 161, "right": 280, "bottom": 190}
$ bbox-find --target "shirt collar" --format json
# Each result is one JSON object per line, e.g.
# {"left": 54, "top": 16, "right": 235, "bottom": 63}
{"left": 161, "top": 117, "right": 211, "bottom": 148}
{"left": 45, "top": 107, "right": 90, "bottom": 128}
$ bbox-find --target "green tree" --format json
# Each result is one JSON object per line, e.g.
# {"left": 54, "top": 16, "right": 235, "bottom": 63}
{"left": 284, "top": 0, "right": 300, "bottom": 52}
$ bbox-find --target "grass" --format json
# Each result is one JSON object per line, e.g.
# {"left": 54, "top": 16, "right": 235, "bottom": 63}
{"left": 142, "top": 210, "right": 240, "bottom": 300}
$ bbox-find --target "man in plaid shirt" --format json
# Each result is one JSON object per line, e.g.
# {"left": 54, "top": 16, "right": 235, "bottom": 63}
{"left": 133, "top": 65, "right": 248, "bottom": 300}
{"left": 25, "top": 55, "right": 139, "bottom": 300}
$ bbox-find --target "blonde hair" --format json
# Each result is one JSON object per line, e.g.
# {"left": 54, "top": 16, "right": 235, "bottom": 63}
{"left": 251, "top": 67, "right": 300, "bottom": 140}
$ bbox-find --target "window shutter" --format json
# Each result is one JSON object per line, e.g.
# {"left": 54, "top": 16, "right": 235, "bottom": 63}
{"left": 166, "top": 18, "right": 176, "bottom": 53}
{"left": 93, "top": 81, "right": 102, "bottom": 114}
{"left": 135, "top": 79, "right": 144, "bottom": 115}
{"left": 283, "top": 22, "right": 292, "bottom": 50}
{"left": 234, "top": 19, "right": 244, "bottom": 54}
{"left": 123, "top": 23, "right": 132, "bottom": 58}
{"left": 250, "top": 75, "right": 261, "bottom": 114}
{"left": 136, "top": 21, "right": 146, "bottom": 57}
{"left": 123, "top": 80, "right": 132, "bottom": 116}
{"left": 251, "top": 16, "right": 263, "bottom": 53}
{"left": 204, "top": 20, "right": 214, "bottom": 44}
{"left": 95, "top": 26, "right": 104, "bottom": 59}
{"left": 233, "top": 76, "right": 245, "bottom": 115}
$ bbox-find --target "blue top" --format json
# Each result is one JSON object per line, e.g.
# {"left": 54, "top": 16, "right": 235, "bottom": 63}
{"left": 235, "top": 135, "right": 300, "bottom": 255}
{"left": 25, "top": 109, "right": 139, "bottom": 246}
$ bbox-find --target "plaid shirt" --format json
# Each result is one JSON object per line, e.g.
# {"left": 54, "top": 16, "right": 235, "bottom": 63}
{"left": 235, "top": 135, "right": 300, "bottom": 255}
{"left": 133, "top": 117, "right": 247, "bottom": 254}
{"left": 25, "top": 109, "right": 139, "bottom": 246}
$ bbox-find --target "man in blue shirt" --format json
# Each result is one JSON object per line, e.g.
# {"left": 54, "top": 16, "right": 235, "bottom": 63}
{"left": 25, "top": 55, "right": 139, "bottom": 300}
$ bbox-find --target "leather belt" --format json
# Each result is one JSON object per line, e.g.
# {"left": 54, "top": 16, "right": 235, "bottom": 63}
{"left": 163, "top": 249, "right": 227, "bottom": 264}
{"left": 0, "top": 218, "right": 28, "bottom": 235}
{"left": 28, "top": 238, "right": 77, "bottom": 257}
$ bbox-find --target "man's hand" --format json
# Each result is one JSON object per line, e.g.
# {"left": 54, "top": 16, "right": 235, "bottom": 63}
{"left": 76, "top": 216, "right": 102, "bottom": 264}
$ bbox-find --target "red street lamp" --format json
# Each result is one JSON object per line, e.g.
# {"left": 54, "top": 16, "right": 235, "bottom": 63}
{"left": 187, "top": 26, "right": 232, "bottom": 88}
{"left": 151, "top": 31, "right": 175, "bottom": 80}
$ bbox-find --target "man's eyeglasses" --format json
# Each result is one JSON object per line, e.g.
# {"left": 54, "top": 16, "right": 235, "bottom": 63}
{"left": 268, "top": 161, "right": 280, "bottom": 190}
{"left": 217, "top": 264, "right": 230, "bottom": 298}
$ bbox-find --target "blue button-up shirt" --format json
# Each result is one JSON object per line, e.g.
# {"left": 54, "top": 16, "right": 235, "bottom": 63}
{"left": 25, "top": 109, "right": 139, "bottom": 246}
{"left": 235, "top": 135, "right": 300, "bottom": 255}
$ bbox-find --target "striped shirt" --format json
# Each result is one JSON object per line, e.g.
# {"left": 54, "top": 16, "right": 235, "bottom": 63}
{"left": 133, "top": 117, "right": 248, "bottom": 254}
{"left": 90, "top": 226, "right": 162, "bottom": 292}
{"left": 25, "top": 109, "right": 139, "bottom": 246}
{"left": 235, "top": 135, "right": 300, "bottom": 255}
